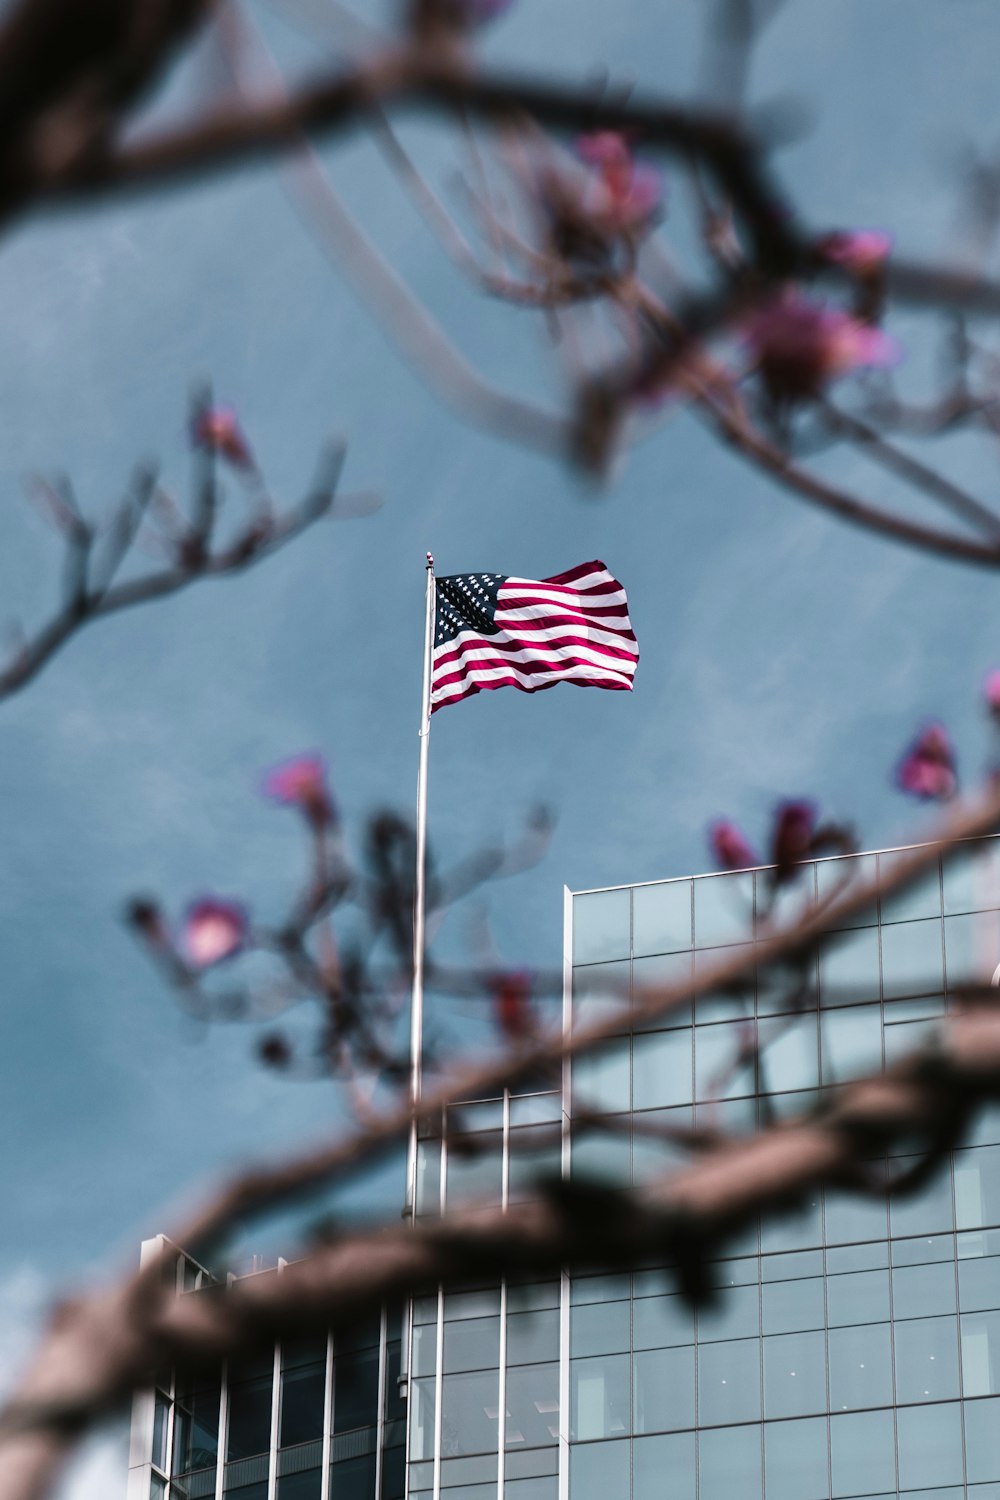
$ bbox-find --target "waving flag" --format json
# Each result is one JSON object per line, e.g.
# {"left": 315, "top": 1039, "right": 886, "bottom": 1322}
{"left": 430, "top": 560, "right": 638, "bottom": 713}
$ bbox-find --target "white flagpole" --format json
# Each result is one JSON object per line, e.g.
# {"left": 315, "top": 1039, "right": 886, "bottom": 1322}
{"left": 406, "top": 551, "right": 436, "bottom": 1219}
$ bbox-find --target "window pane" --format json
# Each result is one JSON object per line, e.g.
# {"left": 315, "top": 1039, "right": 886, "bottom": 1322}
{"left": 695, "top": 1021, "right": 756, "bottom": 1101}
{"left": 505, "top": 1361, "right": 558, "bottom": 1449}
{"left": 820, "top": 929, "right": 880, "bottom": 1006}
{"left": 633, "top": 1030, "right": 693, "bottom": 1109}
{"left": 764, "top": 1416, "right": 831, "bottom": 1500}
{"left": 278, "top": 1473, "right": 322, "bottom": 1500}
{"left": 956, "top": 1146, "right": 1000, "bottom": 1231}
{"left": 409, "top": 1379, "right": 436, "bottom": 1461}
{"left": 573, "top": 1041, "right": 630, "bottom": 1114}
{"left": 830, "top": 1409, "right": 896, "bottom": 1497}
{"left": 569, "top": 1354, "right": 629, "bottom": 1441}
{"left": 817, "top": 855, "right": 876, "bottom": 928}
{"left": 631, "top": 1293, "right": 695, "bottom": 1350}
{"left": 440, "top": 1370, "right": 498, "bottom": 1456}
{"left": 764, "top": 1330, "right": 826, "bottom": 1417}
{"left": 570, "top": 1301, "right": 629, "bottom": 1358}
{"left": 443, "top": 1316, "right": 500, "bottom": 1374}
{"left": 632, "top": 882, "right": 692, "bottom": 957}
{"left": 694, "top": 873, "right": 753, "bottom": 947}
{"left": 828, "top": 1323, "right": 892, "bottom": 1411}
{"left": 821, "top": 1006, "right": 882, "bottom": 1085}
{"left": 896, "top": 1402, "right": 964, "bottom": 1490}
{"left": 965, "top": 1395, "right": 1000, "bottom": 1482}
{"left": 568, "top": 1440, "right": 628, "bottom": 1500}
{"left": 762, "top": 1276, "right": 825, "bottom": 1335}
{"left": 826, "top": 1269, "right": 890, "bottom": 1328}
{"left": 880, "top": 919, "right": 943, "bottom": 999}
{"left": 633, "top": 1346, "right": 695, "bottom": 1433}
{"left": 280, "top": 1350, "right": 326, "bottom": 1447}
{"left": 173, "top": 1379, "right": 220, "bottom": 1476}
{"left": 825, "top": 1186, "right": 888, "bottom": 1246}
{"left": 333, "top": 1349, "right": 379, "bottom": 1433}
{"left": 880, "top": 860, "right": 941, "bottom": 923}
{"left": 634, "top": 1432, "right": 695, "bottom": 1500}
{"left": 573, "top": 891, "right": 630, "bottom": 965}
{"left": 892, "top": 1261, "right": 956, "bottom": 1321}
{"left": 573, "top": 962, "right": 630, "bottom": 1025}
{"left": 697, "top": 1284, "right": 759, "bottom": 1343}
{"left": 893, "top": 1316, "right": 960, "bottom": 1403}
{"left": 962, "top": 1311, "right": 1000, "bottom": 1396}
{"left": 760, "top": 1016, "right": 818, "bottom": 1094}
{"left": 697, "top": 1339, "right": 761, "bottom": 1425}
{"left": 507, "top": 1308, "right": 559, "bottom": 1367}
{"left": 698, "top": 1423, "right": 761, "bottom": 1500}
{"left": 890, "top": 1160, "right": 954, "bottom": 1237}
{"left": 227, "top": 1361, "right": 273, "bottom": 1461}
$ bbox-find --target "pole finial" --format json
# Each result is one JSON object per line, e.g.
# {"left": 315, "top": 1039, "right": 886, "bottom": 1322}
{"left": 426, "top": 551, "right": 434, "bottom": 569}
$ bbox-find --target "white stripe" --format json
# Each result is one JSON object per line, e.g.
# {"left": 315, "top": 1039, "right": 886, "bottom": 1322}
{"left": 506, "top": 566, "right": 614, "bottom": 593}
{"left": 494, "top": 612, "right": 636, "bottom": 649}
{"left": 432, "top": 658, "right": 634, "bottom": 700}
{"left": 502, "top": 580, "right": 628, "bottom": 608}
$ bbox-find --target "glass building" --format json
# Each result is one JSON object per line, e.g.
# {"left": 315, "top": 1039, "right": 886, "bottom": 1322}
{"left": 131, "top": 839, "right": 1000, "bottom": 1500}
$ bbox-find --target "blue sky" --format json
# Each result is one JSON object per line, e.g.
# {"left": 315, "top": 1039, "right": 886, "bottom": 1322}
{"left": 4, "top": 3, "right": 1000, "bottom": 1492}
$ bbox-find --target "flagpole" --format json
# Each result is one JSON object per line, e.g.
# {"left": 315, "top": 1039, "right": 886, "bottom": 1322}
{"left": 406, "top": 551, "right": 436, "bottom": 1220}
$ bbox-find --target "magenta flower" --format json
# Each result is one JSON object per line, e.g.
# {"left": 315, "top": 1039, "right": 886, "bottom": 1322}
{"left": 577, "top": 131, "right": 662, "bottom": 234}
{"left": 492, "top": 970, "right": 534, "bottom": 1041}
{"left": 744, "top": 291, "right": 899, "bottom": 403}
{"left": 182, "top": 897, "right": 248, "bottom": 968}
{"left": 896, "top": 723, "right": 957, "bottom": 800}
{"left": 984, "top": 670, "right": 1000, "bottom": 717}
{"left": 818, "top": 229, "right": 893, "bottom": 274}
{"left": 709, "top": 820, "right": 759, "bottom": 872}
{"left": 262, "top": 753, "right": 336, "bottom": 828}
{"left": 191, "top": 405, "right": 254, "bottom": 469}
{"left": 770, "top": 799, "right": 819, "bottom": 879}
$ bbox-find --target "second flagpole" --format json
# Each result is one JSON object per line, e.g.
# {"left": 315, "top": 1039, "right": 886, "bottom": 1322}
{"left": 406, "top": 551, "right": 436, "bottom": 1218}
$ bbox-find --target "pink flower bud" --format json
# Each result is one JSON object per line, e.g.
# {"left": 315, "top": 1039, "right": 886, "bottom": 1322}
{"left": 492, "top": 970, "right": 534, "bottom": 1041}
{"left": 182, "top": 897, "right": 248, "bottom": 968}
{"left": 744, "top": 292, "right": 899, "bottom": 403}
{"left": 817, "top": 229, "right": 893, "bottom": 274}
{"left": 191, "top": 405, "right": 254, "bottom": 469}
{"left": 984, "top": 670, "right": 1000, "bottom": 716}
{"left": 577, "top": 131, "right": 663, "bottom": 234}
{"left": 261, "top": 753, "right": 336, "bottom": 828}
{"left": 770, "top": 800, "right": 818, "bottom": 877}
{"left": 709, "top": 820, "right": 759, "bottom": 872}
{"left": 896, "top": 722, "right": 957, "bottom": 800}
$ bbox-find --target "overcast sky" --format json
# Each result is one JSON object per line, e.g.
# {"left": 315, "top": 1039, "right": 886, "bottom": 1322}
{"left": 4, "top": 3, "right": 1000, "bottom": 1494}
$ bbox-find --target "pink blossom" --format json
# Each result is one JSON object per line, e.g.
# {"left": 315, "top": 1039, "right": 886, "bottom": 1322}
{"left": 770, "top": 800, "right": 818, "bottom": 878}
{"left": 984, "top": 669, "right": 1000, "bottom": 716}
{"left": 896, "top": 722, "right": 957, "bottom": 800}
{"left": 744, "top": 292, "right": 899, "bottom": 403}
{"left": 577, "top": 131, "right": 662, "bottom": 233}
{"left": 191, "top": 405, "right": 254, "bottom": 469}
{"left": 262, "top": 752, "right": 335, "bottom": 827}
{"left": 492, "top": 970, "right": 534, "bottom": 1041}
{"left": 182, "top": 897, "right": 248, "bottom": 968}
{"left": 709, "top": 820, "right": 759, "bottom": 872}
{"left": 818, "top": 229, "right": 893, "bottom": 274}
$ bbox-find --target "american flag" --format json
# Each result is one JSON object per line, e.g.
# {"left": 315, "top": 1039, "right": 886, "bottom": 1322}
{"left": 430, "top": 560, "right": 639, "bottom": 713}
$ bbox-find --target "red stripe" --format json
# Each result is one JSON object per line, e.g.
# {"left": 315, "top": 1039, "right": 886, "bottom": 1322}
{"left": 540, "top": 559, "right": 610, "bottom": 587}
{"left": 499, "top": 593, "right": 630, "bottom": 615}
{"left": 495, "top": 609, "right": 638, "bottom": 641}
{"left": 433, "top": 632, "right": 639, "bottom": 672}
{"left": 505, "top": 577, "right": 624, "bottom": 601}
{"left": 433, "top": 651, "right": 636, "bottom": 695}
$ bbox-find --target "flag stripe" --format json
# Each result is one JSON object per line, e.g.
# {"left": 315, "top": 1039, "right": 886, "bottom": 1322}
{"left": 430, "top": 560, "right": 638, "bottom": 712}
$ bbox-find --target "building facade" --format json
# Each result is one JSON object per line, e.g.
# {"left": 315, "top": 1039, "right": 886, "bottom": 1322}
{"left": 132, "top": 841, "right": 1000, "bottom": 1500}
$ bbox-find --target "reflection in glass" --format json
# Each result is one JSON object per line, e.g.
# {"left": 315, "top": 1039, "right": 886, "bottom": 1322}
{"left": 440, "top": 1370, "right": 499, "bottom": 1457}
{"left": 819, "top": 929, "right": 880, "bottom": 1006}
{"left": 821, "top": 1006, "right": 882, "bottom": 1084}
{"left": 573, "top": 891, "right": 630, "bottom": 965}
{"left": 964, "top": 1394, "right": 1000, "bottom": 1482}
{"left": 568, "top": 1439, "right": 629, "bottom": 1500}
{"left": 505, "top": 1361, "right": 559, "bottom": 1449}
{"left": 962, "top": 1310, "right": 1000, "bottom": 1395}
{"left": 570, "top": 1300, "right": 629, "bottom": 1358}
{"left": 891, "top": 1260, "right": 956, "bottom": 1321}
{"left": 826, "top": 1269, "right": 889, "bottom": 1328}
{"left": 633, "top": 1030, "right": 693, "bottom": 1109}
